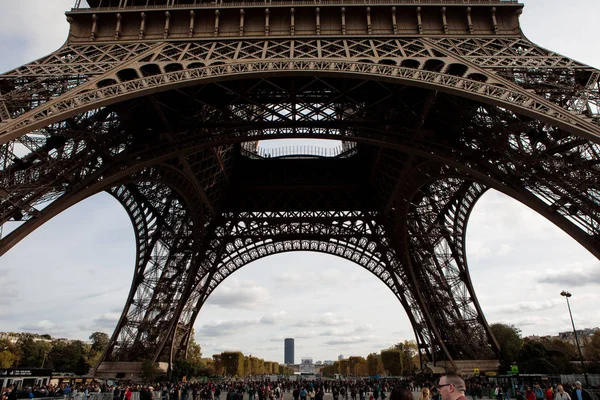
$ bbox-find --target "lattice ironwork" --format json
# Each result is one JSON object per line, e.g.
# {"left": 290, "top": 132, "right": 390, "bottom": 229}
{"left": 1, "top": 0, "right": 599, "bottom": 373}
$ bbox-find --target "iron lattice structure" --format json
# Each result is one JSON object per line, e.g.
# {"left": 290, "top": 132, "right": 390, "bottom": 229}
{"left": 1, "top": 0, "right": 599, "bottom": 372}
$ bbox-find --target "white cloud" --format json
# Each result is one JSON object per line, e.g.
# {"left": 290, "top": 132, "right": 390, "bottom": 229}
{"left": 496, "top": 316, "right": 554, "bottom": 327}
{"left": 0, "top": 1, "right": 75, "bottom": 73}
{"left": 539, "top": 264, "right": 600, "bottom": 287}
{"left": 260, "top": 311, "right": 287, "bottom": 325}
{"left": 197, "top": 312, "right": 285, "bottom": 337}
{"left": 207, "top": 279, "right": 271, "bottom": 309}
{"left": 496, "top": 244, "right": 513, "bottom": 257}
{"left": 486, "top": 299, "right": 562, "bottom": 314}
{"left": 324, "top": 336, "right": 377, "bottom": 345}
{"left": 0, "top": 269, "right": 18, "bottom": 306}
{"left": 90, "top": 313, "right": 121, "bottom": 330}
{"left": 320, "top": 325, "right": 373, "bottom": 337}
{"left": 20, "top": 320, "right": 58, "bottom": 332}
{"left": 293, "top": 312, "right": 353, "bottom": 328}
{"left": 273, "top": 268, "right": 358, "bottom": 290}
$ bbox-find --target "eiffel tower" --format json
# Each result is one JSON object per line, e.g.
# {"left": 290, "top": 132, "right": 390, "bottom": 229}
{"left": 1, "top": 0, "right": 599, "bottom": 377}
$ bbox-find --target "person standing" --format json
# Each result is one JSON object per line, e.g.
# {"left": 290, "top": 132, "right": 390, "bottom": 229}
{"left": 437, "top": 373, "right": 467, "bottom": 400}
{"left": 573, "top": 382, "right": 592, "bottom": 400}
{"left": 533, "top": 385, "right": 544, "bottom": 400}
{"left": 554, "top": 386, "right": 570, "bottom": 400}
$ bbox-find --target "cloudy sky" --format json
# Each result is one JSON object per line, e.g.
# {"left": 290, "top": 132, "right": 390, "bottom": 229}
{"left": 0, "top": 0, "right": 599, "bottom": 365}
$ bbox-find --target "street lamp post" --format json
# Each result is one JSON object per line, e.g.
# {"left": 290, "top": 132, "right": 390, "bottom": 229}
{"left": 560, "top": 290, "right": 589, "bottom": 387}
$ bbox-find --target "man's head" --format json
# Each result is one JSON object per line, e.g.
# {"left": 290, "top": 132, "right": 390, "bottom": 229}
{"left": 575, "top": 382, "right": 582, "bottom": 389}
{"left": 438, "top": 373, "right": 466, "bottom": 400}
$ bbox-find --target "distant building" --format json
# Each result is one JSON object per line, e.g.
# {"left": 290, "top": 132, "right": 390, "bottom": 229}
{"left": 300, "top": 357, "right": 315, "bottom": 374}
{"left": 316, "top": 361, "right": 322, "bottom": 365}
{"left": 558, "top": 328, "right": 599, "bottom": 348}
{"left": 338, "top": 354, "right": 344, "bottom": 361}
{"left": 284, "top": 338, "right": 295, "bottom": 365}
{"left": 323, "top": 360, "right": 335, "bottom": 365}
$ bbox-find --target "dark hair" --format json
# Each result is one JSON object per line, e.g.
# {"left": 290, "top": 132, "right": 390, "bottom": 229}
{"left": 389, "top": 387, "right": 413, "bottom": 400}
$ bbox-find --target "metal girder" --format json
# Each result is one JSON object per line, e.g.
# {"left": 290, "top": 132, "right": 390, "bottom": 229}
{"left": 1, "top": 4, "right": 600, "bottom": 371}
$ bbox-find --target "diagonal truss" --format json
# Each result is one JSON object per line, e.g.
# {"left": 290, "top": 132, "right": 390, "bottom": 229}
{"left": 1, "top": 1, "right": 600, "bottom": 373}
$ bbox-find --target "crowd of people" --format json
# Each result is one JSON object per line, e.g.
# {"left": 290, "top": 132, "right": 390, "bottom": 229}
{"left": 1, "top": 376, "right": 596, "bottom": 400}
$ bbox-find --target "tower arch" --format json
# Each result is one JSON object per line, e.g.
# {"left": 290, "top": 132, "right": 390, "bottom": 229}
{"left": 1, "top": 0, "right": 599, "bottom": 378}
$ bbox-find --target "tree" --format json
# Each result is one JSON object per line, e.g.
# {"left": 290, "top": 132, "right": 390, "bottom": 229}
{"left": 141, "top": 359, "right": 156, "bottom": 383}
{"left": 187, "top": 331, "right": 202, "bottom": 364}
{"left": 367, "top": 353, "right": 381, "bottom": 376}
{"left": 338, "top": 359, "right": 349, "bottom": 375}
{"left": 391, "top": 341, "right": 418, "bottom": 374}
{"left": 212, "top": 354, "right": 224, "bottom": 376}
{"left": 541, "top": 338, "right": 578, "bottom": 360}
{"left": 74, "top": 356, "right": 91, "bottom": 376}
{"left": 87, "top": 332, "right": 110, "bottom": 368}
{"left": 16, "top": 334, "right": 51, "bottom": 368}
{"left": 586, "top": 331, "right": 600, "bottom": 361}
{"left": 489, "top": 323, "right": 523, "bottom": 371}
{"left": 354, "top": 359, "right": 368, "bottom": 376}
{"left": 221, "top": 351, "right": 244, "bottom": 376}
{"left": 0, "top": 339, "right": 18, "bottom": 368}
{"left": 89, "top": 332, "right": 109, "bottom": 355}
{"left": 0, "top": 350, "right": 16, "bottom": 368}
{"left": 348, "top": 356, "right": 364, "bottom": 375}
{"left": 381, "top": 349, "right": 402, "bottom": 376}
{"left": 518, "top": 339, "right": 575, "bottom": 374}
{"left": 47, "top": 340, "right": 90, "bottom": 374}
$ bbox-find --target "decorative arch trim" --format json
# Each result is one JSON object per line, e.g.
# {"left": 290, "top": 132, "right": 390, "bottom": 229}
{"left": 2, "top": 60, "right": 599, "bottom": 146}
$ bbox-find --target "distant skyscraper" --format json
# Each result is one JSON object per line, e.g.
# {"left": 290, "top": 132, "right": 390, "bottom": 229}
{"left": 338, "top": 354, "right": 344, "bottom": 361}
{"left": 284, "top": 338, "right": 295, "bottom": 364}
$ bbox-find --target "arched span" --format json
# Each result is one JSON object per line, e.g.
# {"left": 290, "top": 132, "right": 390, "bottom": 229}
{"left": 2, "top": 59, "right": 599, "bottom": 145}
{"left": 171, "top": 210, "right": 432, "bottom": 365}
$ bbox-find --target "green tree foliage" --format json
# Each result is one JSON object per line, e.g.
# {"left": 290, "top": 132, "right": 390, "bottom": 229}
{"left": 221, "top": 351, "right": 244, "bottom": 376}
{"left": 518, "top": 339, "right": 575, "bottom": 374}
{"left": 74, "top": 356, "right": 91, "bottom": 376}
{"left": 16, "top": 334, "right": 51, "bottom": 368}
{"left": 48, "top": 340, "right": 91, "bottom": 374}
{"left": 0, "top": 339, "right": 18, "bottom": 368}
{"left": 490, "top": 323, "right": 523, "bottom": 370}
{"left": 0, "top": 350, "right": 16, "bottom": 368}
{"left": 381, "top": 349, "right": 402, "bottom": 376}
{"left": 141, "top": 359, "right": 156, "bottom": 383}
{"left": 391, "top": 341, "right": 418, "bottom": 374}
{"left": 89, "top": 332, "right": 110, "bottom": 355}
{"left": 541, "top": 338, "right": 578, "bottom": 360}
{"left": 87, "top": 332, "right": 110, "bottom": 368}
{"left": 187, "top": 331, "right": 202, "bottom": 364}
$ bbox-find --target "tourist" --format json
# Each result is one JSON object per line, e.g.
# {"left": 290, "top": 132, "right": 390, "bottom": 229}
{"left": 573, "top": 382, "right": 592, "bottom": 400}
{"left": 437, "top": 373, "right": 467, "bottom": 400}
{"left": 554, "top": 386, "right": 570, "bottom": 400}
